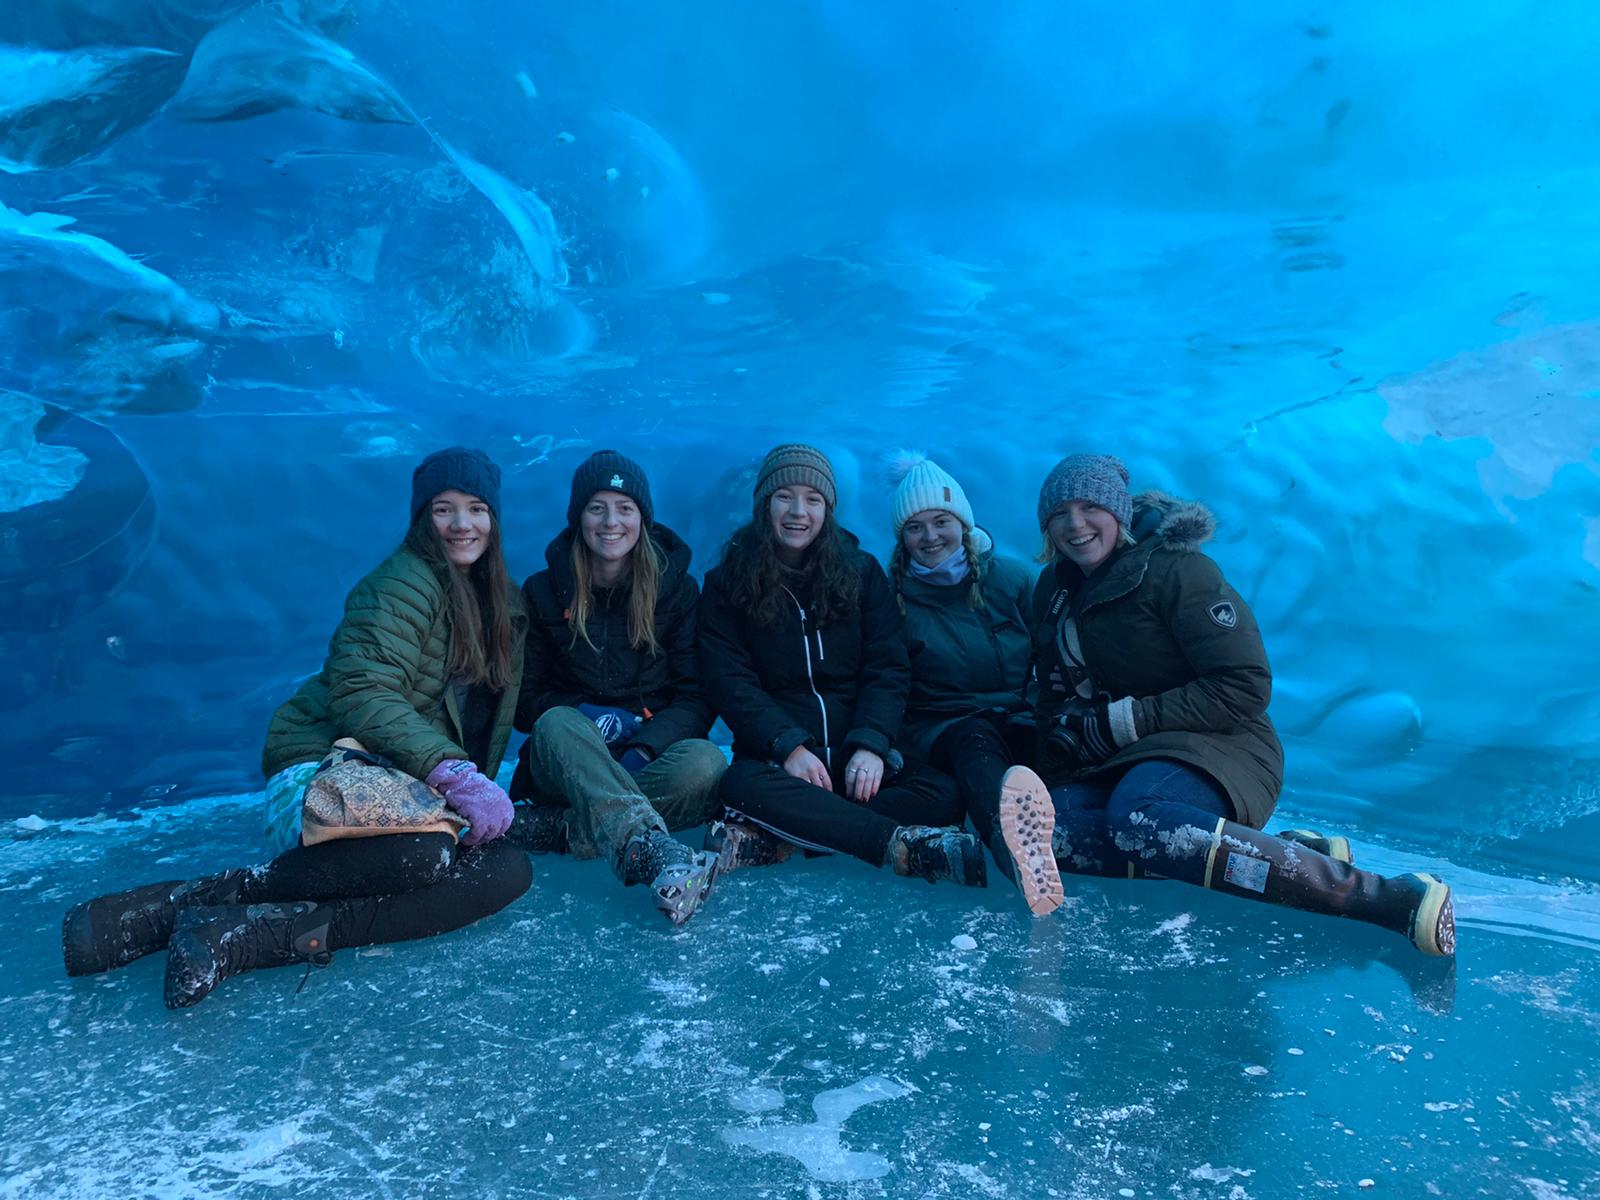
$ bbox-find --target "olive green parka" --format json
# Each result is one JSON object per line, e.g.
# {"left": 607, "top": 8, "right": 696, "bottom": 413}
{"left": 262, "top": 547, "right": 527, "bottom": 781}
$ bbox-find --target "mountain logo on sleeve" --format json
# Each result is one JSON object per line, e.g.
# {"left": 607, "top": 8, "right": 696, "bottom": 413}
{"left": 1208, "top": 601, "right": 1238, "bottom": 629}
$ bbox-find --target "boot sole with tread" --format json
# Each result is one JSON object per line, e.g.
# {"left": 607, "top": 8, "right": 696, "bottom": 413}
{"left": 1407, "top": 872, "right": 1456, "bottom": 957}
{"left": 999, "top": 766, "right": 1066, "bottom": 917}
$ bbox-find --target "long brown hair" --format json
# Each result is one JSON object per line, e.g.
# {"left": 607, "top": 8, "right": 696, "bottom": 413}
{"left": 567, "top": 526, "right": 666, "bottom": 655}
{"left": 889, "top": 529, "right": 987, "bottom": 612}
{"left": 403, "top": 511, "right": 516, "bottom": 691}
{"left": 719, "top": 500, "right": 860, "bottom": 628}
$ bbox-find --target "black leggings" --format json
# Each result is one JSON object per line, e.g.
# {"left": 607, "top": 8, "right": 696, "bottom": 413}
{"left": 931, "top": 714, "right": 1033, "bottom": 884}
{"left": 239, "top": 835, "right": 531, "bottom": 951}
{"left": 720, "top": 756, "right": 964, "bottom": 865}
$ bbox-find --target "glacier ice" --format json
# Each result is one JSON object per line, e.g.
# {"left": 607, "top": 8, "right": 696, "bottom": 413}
{"left": 2, "top": 1, "right": 1599, "bottom": 1195}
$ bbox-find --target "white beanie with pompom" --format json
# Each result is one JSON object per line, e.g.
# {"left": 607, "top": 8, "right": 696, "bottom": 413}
{"left": 884, "top": 449, "right": 975, "bottom": 537}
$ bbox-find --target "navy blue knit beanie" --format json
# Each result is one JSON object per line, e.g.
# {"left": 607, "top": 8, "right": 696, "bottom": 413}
{"left": 411, "top": 447, "right": 501, "bottom": 519}
{"left": 566, "top": 450, "right": 654, "bottom": 527}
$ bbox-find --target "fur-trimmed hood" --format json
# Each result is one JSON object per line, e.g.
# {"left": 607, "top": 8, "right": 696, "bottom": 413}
{"left": 1130, "top": 490, "right": 1215, "bottom": 553}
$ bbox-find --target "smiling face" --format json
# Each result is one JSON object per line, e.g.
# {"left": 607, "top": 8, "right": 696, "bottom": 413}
{"left": 430, "top": 490, "right": 493, "bottom": 569}
{"left": 767, "top": 485, "right": 828, "bottom": 564}
{"left": 580, "top": 490, "right": 642, "bottom": 570}
{"left": 901, "top": 508, "right": 964, "bottom": 569}
{"left": 1046, "top": 499, "right": 1120, "bottom": 572}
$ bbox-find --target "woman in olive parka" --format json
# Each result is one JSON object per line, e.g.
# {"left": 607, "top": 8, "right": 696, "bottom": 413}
{"left": 1032, "top": 453, "right": 1454, "bottom": 956}
{"left": 61, "top": 448, "right": 533, "bottom": 1006}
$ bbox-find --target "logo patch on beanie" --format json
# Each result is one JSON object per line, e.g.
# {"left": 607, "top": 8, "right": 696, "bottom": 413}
{"left": 942, "top": 486, "right": 952, "bottom": 501}
{"left": 1208, "top": 602, "right": 1238, "bottom": 629}
{"left": 610, "top": 474, "right": 624, "bottom": 488}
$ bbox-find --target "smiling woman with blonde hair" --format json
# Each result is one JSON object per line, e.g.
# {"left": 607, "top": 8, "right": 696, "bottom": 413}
{"left": 510, "top": 451, "right": 725, "bottom": 926}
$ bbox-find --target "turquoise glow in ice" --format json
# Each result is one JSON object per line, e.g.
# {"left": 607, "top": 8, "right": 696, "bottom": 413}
{"left": 2, "top": 1, "right": 1598, "bottom": 1194}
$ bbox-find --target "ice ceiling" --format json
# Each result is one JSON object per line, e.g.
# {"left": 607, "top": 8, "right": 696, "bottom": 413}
{"left": 1, "top": 1, "right": 1597, "bottom": 882}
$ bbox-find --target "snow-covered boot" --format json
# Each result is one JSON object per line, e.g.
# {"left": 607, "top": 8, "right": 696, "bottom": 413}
{"left": 63, "top": 870, "right": 250, "bottom": 977}
{"left": 1199, "top": 820, "right": 1454, "bottom": 956}
{"left": 617, "top": 831, "right": 719, "bottom": 926}
{"left": 997, "top": 767, "right": 1065, "bottom": 916}
{"left": 505, "top": 805, "right": 570, "bottom": 855}
{"left": 703, "top": 818, "right": 793, "bottom": 872}
{"left": 887, "top": 826, "right": 988, "bottom": 887}
{"left": 1278, "top": 828, "right": 1354, "bottom": 865}
{"left": 164, "top": 902, "right": 333, "bottom": 1009}
{"left": 649, "top": 853, "right": 721, "bottom": 927}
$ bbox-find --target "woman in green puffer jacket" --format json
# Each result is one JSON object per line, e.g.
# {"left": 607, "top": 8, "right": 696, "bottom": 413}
{"left": 61, "top": 448, "right": 533, "bottom": 1006}
{"left": 1032, "top": 453, "right": 1454, "bottom": 956}
{"left": 885, "top": 453, "right": 1065, "bottom": 918}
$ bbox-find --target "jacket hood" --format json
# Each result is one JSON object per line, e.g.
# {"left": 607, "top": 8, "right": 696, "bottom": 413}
{"left": 541, "top": 522, "right": 693, "bottom": 601}
{"left": 1130, "top": 490, "right": 1215, "bottom": 553}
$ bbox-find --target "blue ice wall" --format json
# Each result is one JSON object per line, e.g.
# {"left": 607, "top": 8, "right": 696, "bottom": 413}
{"left": 2, "top": 1, "right": 1598, "bottom": 879}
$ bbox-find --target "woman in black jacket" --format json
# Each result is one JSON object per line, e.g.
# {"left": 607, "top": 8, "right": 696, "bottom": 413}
{"left": 510, "top": 451, "right": 725, "bottom": 925}
{"left": 699, "top": 444, "right": 982, "bottom": 886}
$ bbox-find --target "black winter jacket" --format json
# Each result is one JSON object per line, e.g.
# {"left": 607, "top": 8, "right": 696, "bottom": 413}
{"left": 511, "top": 525, "right": 712, "bottom": 797}
{"left": 698, "top": 533, "right": 910, "bottom": 770}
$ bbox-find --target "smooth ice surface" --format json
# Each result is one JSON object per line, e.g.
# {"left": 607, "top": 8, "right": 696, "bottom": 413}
{"left": 3, "top": 2, "right": 1600, "bottom": 1195}
{"left": 7, "top": 798, "right": 1600, "bottom": 1196}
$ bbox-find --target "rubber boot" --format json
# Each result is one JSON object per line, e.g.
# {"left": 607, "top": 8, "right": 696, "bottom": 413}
{"left": 1197, "top": 819, "right": 1455, "bottom": 956}
{"left": 887, "top": 826, "right": 988, "bottom": 887}
{"left": 617, "top": 831, "right": 719, "bottom": 926}
{"left": 1278, "top": 828, "right": 1354, "bottom": 865}
{"left": 62, "top": 870, "right": 250, "bottom": 977}
{"left": 164, "top": 902, "right": 333, "bottom": 1009}
{"left": 703, "top": 819, "right": 793, "bottom": 873}
{"left": 504, "top": 805, "right": 570, "bottom": 855}
{"left": 997, "top": 767, "right": 1065, "bottom": 916}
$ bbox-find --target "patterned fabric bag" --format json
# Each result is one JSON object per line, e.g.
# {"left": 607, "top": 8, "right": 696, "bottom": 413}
{"left": 300, "top": 738, "right": 466, "bottom": 846}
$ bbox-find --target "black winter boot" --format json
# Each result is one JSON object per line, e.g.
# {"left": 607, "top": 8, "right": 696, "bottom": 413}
{"left": 887, "top": 826, "right": 988, "bottom": 887}
{"left": 504, "top": 805, "right": 570, "bottom": 855}
{"left": 164, "top": 902, "right": 333, "bottom": 1009}
{"left": 63, "top": 870, "right": 251, "bottom": 977}
{"left": 617, "top": 831, "right": 720, "bottom": 926}
{"left": 1278, "top": 828, "right": 1354, "bottom": 865}
{"left": 703, "top": 819, "right": 793, "bottom": 872}
{"left": 1199, "top": 819, "right": 1454, "bottom": 956}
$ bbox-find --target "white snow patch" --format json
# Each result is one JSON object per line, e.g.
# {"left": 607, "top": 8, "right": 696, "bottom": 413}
{"left": 1191, "top": 1163, "right": 1256, "bottom": 1182}
{"left": 950, "top": 934, "right": 978, "bottom": 951}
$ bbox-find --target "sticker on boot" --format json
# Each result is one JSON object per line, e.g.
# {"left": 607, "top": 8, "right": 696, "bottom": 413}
{"left": 1223, "top": 852, "right": 1270, "bottom": 893}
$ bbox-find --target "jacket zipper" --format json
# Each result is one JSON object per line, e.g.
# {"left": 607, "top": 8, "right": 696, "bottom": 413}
{"left": 782, "top": 585, "right": 830, "bottom": 768}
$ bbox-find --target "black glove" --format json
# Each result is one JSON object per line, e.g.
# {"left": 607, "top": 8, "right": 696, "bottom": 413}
{"left": 1048, "top": 694, "right": 1142, "bottom": 769}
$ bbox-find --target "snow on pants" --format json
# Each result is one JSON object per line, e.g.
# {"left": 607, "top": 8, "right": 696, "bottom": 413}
{"left": 719, "top": 755, "right": 964, "bottom": 865}
{"left": 522, "top": 706, "right": 728, "bottom": 862}
{"left": 240, "top": 834, "right": 532, "bottom": 952}
{"left": 1049, "top": 758, "right": 1232, "bottom": 879}
{"left": 931, "top": 713, "right": 1035, "bottom": 885}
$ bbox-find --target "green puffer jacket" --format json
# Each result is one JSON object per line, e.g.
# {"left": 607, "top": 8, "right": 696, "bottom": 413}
{"left": 1031, "top": 492, "right": 1283, "bottom": 828}
{"left": 262, "top": 548, "right": 527, "bottom": 782}
{"left": 897, "top": 542, "right": 1034, "bottom": 761}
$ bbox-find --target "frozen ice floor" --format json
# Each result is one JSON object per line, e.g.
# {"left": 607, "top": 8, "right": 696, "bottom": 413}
{"left": 5, "top": 793, "right": 1599, "bottom": 1199}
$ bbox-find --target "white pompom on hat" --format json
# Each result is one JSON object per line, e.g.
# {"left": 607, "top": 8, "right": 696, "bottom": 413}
{"left": 885, "top": 449, "right": 975, "bottom": 536}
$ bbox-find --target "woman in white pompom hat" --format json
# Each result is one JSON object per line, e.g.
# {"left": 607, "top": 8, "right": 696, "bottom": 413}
{"left": 884, "top": 451, "right": 1064, "bottom": 917}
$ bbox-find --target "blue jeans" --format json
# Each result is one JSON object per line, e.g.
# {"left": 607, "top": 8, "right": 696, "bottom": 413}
{"left": 1050, "top": 759, "right": 1232, "bottom": 881}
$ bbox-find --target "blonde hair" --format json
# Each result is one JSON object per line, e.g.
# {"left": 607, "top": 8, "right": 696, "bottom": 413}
{"left": 1036, "top": 522, "right": 1136, "bottom": 564}
{"left": 568, "top": 526, "right": 666, "bottom": 655}
{"left": 889, "top": 529, "right": 987, "bottom": 612}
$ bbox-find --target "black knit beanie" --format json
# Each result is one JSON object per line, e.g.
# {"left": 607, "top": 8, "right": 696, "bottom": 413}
{"left": 566, "top": 450, "right": 654, "bottom": 527}
{"left": 411, "top": 447, "right": 501, "bottom": 519}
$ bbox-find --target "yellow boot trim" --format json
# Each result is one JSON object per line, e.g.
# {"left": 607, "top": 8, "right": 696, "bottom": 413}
{"left": 1407, "top": 873, "right": 1456, "bottom": 957}
{"left": 1201, "top": 817, "right": 1227, "bottom": 889}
